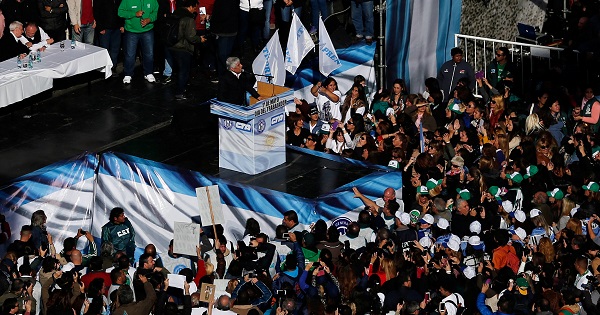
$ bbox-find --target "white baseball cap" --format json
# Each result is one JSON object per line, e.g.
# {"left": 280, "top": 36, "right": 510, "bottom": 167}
{"left": 470, "top": 221, "right": 482, "bottom": 235}
{"left": 530, "top": 209, "right": 542, "bottom": 219}
{"left": 437, "top": 218, "right": 450, "bottom": 230}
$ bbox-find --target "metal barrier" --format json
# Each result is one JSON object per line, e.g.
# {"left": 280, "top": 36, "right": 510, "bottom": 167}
{"left": 454, "top": 34, "right": 581, "bottom": 95}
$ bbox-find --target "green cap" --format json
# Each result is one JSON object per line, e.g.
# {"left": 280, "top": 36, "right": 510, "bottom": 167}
{"left": 409, "top": 209, "right": 421, "bottom": 223}
{"left": 582, "top": 182, "right": 600, "bottom": 192}
{"left": 426, "top": 179, "right": 442, "bottom": 190}
{"left": 506, "top": 172, "right": 524, "bottom": 183}
{"left": 417, "top": 186, "right": 429, "bottom": 195}
{"left": 456, "top": 188, "right": 471, "bottom": 201}
{"left": 447, "top": 101, "right": 463, "bottom": 115}
{"left": 524, "top": 165, "right": 538, "bottom": 179}
{"left": 546, "top": 188, "right": 564, "bottom": 200}
{"left": 489, "top": 186, "right": 503, "bottom": 201}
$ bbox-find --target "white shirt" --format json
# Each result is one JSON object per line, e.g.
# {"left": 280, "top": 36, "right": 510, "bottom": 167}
{"left": 19, "top": 27, "right": 52, "bottom": 52}
{"left": 316, "top": 90, "right": 342, "bottom": 121}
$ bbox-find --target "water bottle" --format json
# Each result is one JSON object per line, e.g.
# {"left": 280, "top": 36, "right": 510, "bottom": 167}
{"left": 28, "top": 59, "right": 33, "bottom": 69}
{"left": 36, "top": 50, "right": 41, "bottom": 63}
{"left": 205, "top": 19, "right": 210, "bottom": 30}
{"left": 70, "top": 39, "right": 76, "bottom": 49}
{"left": 16, "top": 57, "right": 22, "bottom": 69}
{"left": 60, "top": 41, "right": 65, "bottom": 51}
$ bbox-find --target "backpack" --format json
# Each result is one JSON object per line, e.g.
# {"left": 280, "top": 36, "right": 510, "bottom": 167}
{"left": 160, "top": 14, "right": 181, "bottom": 47}
{"left": 445, "top": 293, "right": 467, "bottom": 315}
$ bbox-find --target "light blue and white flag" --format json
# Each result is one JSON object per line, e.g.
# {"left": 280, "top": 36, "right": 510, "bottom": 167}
{"left": 318, "top": 15, "right": 341, "bottom": 77}
{"left": 252, "top": 30, "right": 285, "bottom": 86}
{"left": 285, "top": 12, "right": 314, "bottom": 75}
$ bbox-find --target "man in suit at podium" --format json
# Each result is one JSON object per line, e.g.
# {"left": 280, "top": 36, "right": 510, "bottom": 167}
{"left": 217, "top": 57, "right": 264, "bottom": 105}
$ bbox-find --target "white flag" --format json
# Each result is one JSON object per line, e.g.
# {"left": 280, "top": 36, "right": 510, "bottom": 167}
{"left": 318, "top": 15, "right": 341, "bottom": 77}
{"left": 285, "top": 12, "right": 315, "bottom": 75}
{"left": 252, "top": 30, "right": 285, "bottom": 86}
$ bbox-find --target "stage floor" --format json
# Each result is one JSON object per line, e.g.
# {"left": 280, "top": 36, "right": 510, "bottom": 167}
{"left": 0, "top": 60, "right": 377, "bottom": 199}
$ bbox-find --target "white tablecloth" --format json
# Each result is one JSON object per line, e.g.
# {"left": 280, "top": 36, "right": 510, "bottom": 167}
{"left": 0, "top": 41, "right": 113, "bottom": 107}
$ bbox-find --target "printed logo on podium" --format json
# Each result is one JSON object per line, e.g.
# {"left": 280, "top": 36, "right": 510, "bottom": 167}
{"left": 235, "top": 122, "right": 252, "bottom": 132}
{"left": 256, "top": 119, "right": 266, "bottom": 134}
{"left": 270, "top": 113, "right": 284, "bottom": 126}
{"left": 222, "top": 119, "right": 233, "bottom": 130}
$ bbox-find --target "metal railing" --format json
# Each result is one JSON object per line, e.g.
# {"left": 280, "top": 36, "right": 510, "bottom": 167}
{"left": 454, "top": 34, "right": 581, "bottom": 94}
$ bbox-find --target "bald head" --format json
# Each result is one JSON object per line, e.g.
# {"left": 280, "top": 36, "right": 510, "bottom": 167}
{"left": 25, "top": 24, "right": 37, "bottom": 38}
{"left": 383, "top": 188, "right": 395, "bottom": 202}
{"left": 70, "top": 249, "right": 83, "bottom": 264}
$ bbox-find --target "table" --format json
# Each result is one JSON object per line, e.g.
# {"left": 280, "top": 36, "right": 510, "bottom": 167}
{"left": 0, "top": 41, "right": 113, "bottom": 107}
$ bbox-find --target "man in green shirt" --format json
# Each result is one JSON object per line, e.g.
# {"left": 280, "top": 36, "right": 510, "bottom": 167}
{"left": 118, "top": 0, "right": 158, "bottom": 84}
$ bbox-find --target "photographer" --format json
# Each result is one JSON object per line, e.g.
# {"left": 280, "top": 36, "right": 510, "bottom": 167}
{"left": 0, "top": 279, "right": 36, "bottom": 315}
{"left": 230, "top": 273, "right": 272, "bottom": 314}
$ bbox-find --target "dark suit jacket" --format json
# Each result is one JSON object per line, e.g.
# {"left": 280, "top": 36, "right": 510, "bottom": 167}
{"left": 0, "top": 33, "right": 30, "bottom": 62}
{"left": 217, "top": 70, "right": 260, "bottom": 106}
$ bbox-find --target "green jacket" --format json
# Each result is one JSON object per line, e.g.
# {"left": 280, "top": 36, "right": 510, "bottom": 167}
{"left": 101, "top": 218, "right": 136, "bottom": 258}
{"left": 171, "top": 8, "right": 203, "bottom": 54}
{"left": 118, "top": 0, "right": 158, "bottom": 33}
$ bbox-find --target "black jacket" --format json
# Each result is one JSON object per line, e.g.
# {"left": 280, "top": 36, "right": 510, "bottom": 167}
{"left": 1, "top": 0, "right": 40, "bottom": 30}
{"left": 210, "top": 0, "right": 238, "bottom": 35}
{"left": 217, "top": 70, "right": 260, "bottom": 105}
{"left": 38, "top": 0, "right": 68, "bottom": 31}
{"left": 94, "top": 0, "right": 124, "bottom": 31}
{"left": 0, "top": 34, "right": 30, "bottom": 62}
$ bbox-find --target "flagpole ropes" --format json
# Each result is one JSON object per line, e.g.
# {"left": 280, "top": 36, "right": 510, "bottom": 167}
{"left": 375, "top": 0, "right": 386, "bottom": 87}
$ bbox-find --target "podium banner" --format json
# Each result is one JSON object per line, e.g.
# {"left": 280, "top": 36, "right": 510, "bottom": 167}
{"left": 211, "top": 89, "right": 294, "bottom": 175}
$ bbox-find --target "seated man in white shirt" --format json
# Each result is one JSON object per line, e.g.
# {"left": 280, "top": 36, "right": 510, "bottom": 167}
{"left": 20, "top": 22, "right": 54, "bottom": 52}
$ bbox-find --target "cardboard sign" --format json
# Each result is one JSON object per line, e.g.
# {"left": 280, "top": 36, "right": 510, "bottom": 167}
{"left": 196, "top": 186, "right": 223, "bottom": 226}
{"left": 173, "top": 222, "right": 201, "bottom": 256}
{"left": 199, "top": 283, "right": 216, "bottom": 303}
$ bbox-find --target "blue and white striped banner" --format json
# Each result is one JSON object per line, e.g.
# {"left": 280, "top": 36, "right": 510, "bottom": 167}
{"left": 386, "top": 0, "right": 462, "bottom": 93}
{"left": 0, "top": 152, "right": 402, "bottom": 257}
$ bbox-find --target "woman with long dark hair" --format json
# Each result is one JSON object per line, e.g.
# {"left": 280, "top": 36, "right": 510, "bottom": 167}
{"left": 341, "top": 83, "right": 368, "bottom": 123}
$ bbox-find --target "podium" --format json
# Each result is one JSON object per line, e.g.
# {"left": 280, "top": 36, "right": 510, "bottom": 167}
{"left": 210, "top": 82, "right": 293, "bottom": 175}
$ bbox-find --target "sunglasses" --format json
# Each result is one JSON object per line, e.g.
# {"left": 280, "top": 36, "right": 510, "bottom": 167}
{"left": 496, "top": 53, "right": 504, "bottom": 57}
{"left": 451, "top": 164, "right": 460, "bottom": 168}
{"left": 360, "top": 137, "right": 367, "bottom": 140}
{"left": 306, "top": 138, "right": 315, "bottom": 141}
{"left": 347, "top": 121, "right": 354, "bottom": 125}
{"left": 539, "top": 145, "right": 548, "bottom": 149}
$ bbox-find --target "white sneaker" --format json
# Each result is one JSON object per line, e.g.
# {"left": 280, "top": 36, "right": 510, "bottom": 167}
{"left": 144, "top": 74, "right": 156, "bottom": 83}
{"left": 123, "top": 76, "right": 132, "bottom": 84}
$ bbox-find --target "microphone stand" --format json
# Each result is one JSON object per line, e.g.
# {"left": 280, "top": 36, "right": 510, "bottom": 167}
{"left": 252, "top": 73, "right": 276, "bottom": 97}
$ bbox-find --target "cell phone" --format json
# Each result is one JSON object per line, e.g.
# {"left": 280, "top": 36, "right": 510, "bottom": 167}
{"left": 199, "top": 6, "right": 206, "bottom": 14}
{"left": 331, "top": 121, "right": 339, "bottom": 130}
{"left": 485, "top": 279, "right": 492, "bottom": 285}
{"left": 475, "top": 70, "right": 484, "bottom": 80}
{"left": 276, "top": 290, "right": 286, "bottom": 296}
{"left": 248, "top": 271, "right": 256, "bottom": 278}
{"left": 424, "top": 292, "right": 430, "bottom": 302}
{"left": 439, "top": 302, "right": 446, "bottom": 312}
{"left": 281, "top": 232, "right": 290, "bottom": 239}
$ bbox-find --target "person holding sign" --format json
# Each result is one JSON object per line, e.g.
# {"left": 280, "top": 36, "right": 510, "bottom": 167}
{"left": 101, "top": 207, "right": 136, "bottom": 262}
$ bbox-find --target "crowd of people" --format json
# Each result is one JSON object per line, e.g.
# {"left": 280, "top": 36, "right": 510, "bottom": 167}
{"left": 280, "top": 40, "right": 600, "bottom": 314}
